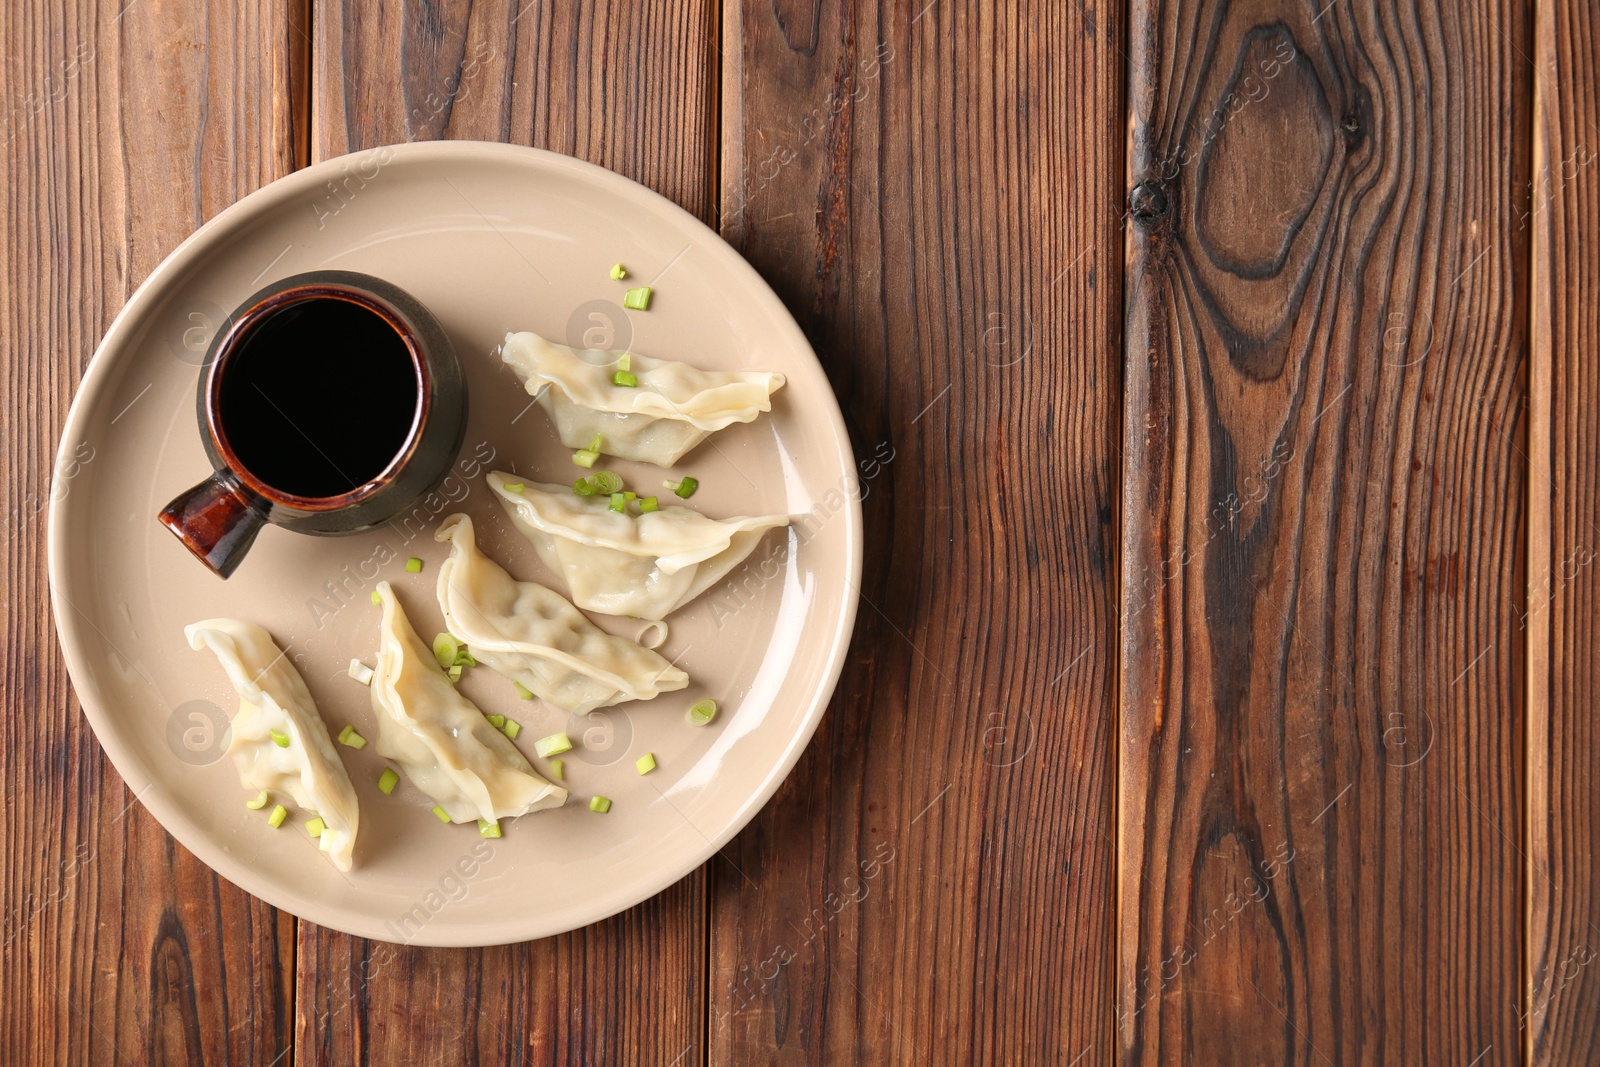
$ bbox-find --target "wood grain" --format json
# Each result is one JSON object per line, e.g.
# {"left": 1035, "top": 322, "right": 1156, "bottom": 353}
{"left": 714, "top": 1, "right": 1123, "bottom": 1061}
{"left": 0, "top": 1, "right": 306, "bottom": 1064}
{"left": 1528, "top": 0, "right": 1600, "bottom": 1059}
{"left": 302, "top": 3, "right": 717, "bottom": 1063}
{"left": 1120, "top": 1, "right": 1529, "bottom": 1063}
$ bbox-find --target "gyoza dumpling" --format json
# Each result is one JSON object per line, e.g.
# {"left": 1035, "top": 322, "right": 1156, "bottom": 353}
{"left": 501, "top": 330, "right": 785, "bottom": 466}
{"left": 435, "top": 513, "right": 689, "bottom": 713}
{"left": 370, "top": 581, "right": 567, "bottom": 824}
{"left": 185, "top": 619, "right": 361, "bottom": 871}
{"left": 488, "top": 473, "right": 791, "bottom": 621}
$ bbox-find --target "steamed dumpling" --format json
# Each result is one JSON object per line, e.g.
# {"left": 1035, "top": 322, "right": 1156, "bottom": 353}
{"left": 185, "top": 618, "right": 361, "bottom": 871}
{"left": 488, "top": 473, "right": 790, "bottom": 621}
{"left": 435, "top": 513, "right": 689, "bottom": 713}
{"left": 370, "top": 581, "right": 567, "bottom": 824}
{"left": 501, "top": 330, "right": 785, "bottom": 466}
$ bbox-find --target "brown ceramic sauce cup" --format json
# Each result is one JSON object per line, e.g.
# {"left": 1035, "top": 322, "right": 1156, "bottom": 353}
{"left": 159, "top": 270, "right": 467, "bottom": 578}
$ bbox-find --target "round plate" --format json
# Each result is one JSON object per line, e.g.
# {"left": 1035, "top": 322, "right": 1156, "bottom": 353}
{"left": 48, "top": 142, "right": 862, "bottom": 946}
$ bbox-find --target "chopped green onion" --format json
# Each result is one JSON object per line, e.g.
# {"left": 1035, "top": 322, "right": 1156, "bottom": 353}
{"left": 574, "top": 477, "right": 598, "bottom": 496}
{"left": 687, "top": 699, "right": 718, "bottom": 726}
{"left": 348, "top": 659, "right": 374, "bottom": 685}
{"left": 433, "top": 633, "right": 460, "bottom": 670}
{"left": 623, "top": 286, "right": 652, "bottom": 310}
{"left": 591, "top": 471, "right": 623, "bottom": 495}
{"left": 267, "top": 804, "right": 288, "bottom": 828}
{"left": 589, "top": 795, "right": 612, "bottom": 813}
{"left": 406, "top": 557, "right": 423, "bottom": 573}
{"left": 245, "top": 791, "right": 270, "bottom": 810}
{"left": 377, "top": 767, "right": 400, "bottom": 795}
{"left": 486, "top": 713, "right": 505, "bottom": 729}
{"left": 306, "top": 816, "right": 327, "bottom": 838}
{"left": 371, "top": 590, "right": 382, "bottom": 605}
{"left": 573, "top": 449, "right": 600, "bottom": 468}
{"left": 270, "top": 728, "right": 290, "bottom": 748}
{"left": 613, "top": 370, "right": 639, "bottom": 388}
{"left": 623, "top": 491, "right": 637, "bottom": 501}
{"left": 548, "top": 757, "right": 564, "bottom": 780}
{"left": 636, "top": 752, "right": 657, "bottom": 775}
{"left": 610, "top": 263, "right": 627, "bottom": 280}
{"left": 513, "top": 681, "right": 534, "bottom": 700}
{"left": 588, "top": 434, "right": 603, "bottom": 451}
{"left": 503, "top": 719, "right": 521, "bottom": 740}
{"left": 535, "top": 732, "right": 573, "bottom": 758}
{"left": 454, "top": 648, "right": 477, "bottom": 668}
{"left": 616, "top": 354, "right": 631, "bottom": 373}
{"left": 639, "top": 495, "right": 660, "bottom": 514}
{"left": 479, "top": 819, "right": 502, "bottom": 838}
{"left": 502, "top": 482, "right": 525, "bottom": 493}
{"left": 448, "top": 664, "right": 463, "bottom": 682}
{"left": 608, "top": 492, "right": 626, "bottom": 513}
{"left": 432, "top": 804, "right": 452, "bottom": 823}
{"left": 337, "top": 725, "right": 368, "bottom": 750}
{"left": 667, "top": 476, "right": 699, "bottom": 499}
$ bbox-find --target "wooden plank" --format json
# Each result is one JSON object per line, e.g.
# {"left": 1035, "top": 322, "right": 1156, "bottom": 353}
{"left": 1119, "top": 2, "right": 1529, "bottom": 1063}
{"left": 301, "top": 4, "right": 717, "bottom": 1064}
{"left": 1528, "top": 0, "right": 1600, "bottom": 1059}
{"left": 713, "top": 1, "right": 1122, "bottom": 1062}
{"left": 0, "top": 1, "right": 305, "bottom": 1064}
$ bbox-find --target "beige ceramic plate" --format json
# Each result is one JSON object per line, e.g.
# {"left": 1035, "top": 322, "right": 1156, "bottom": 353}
{"left": 48, "top": 141, "right": 862, "bottom": 946}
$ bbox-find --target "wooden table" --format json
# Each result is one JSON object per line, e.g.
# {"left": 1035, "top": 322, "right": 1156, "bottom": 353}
{"left": 5, "top": 1, "right": 1594, "bottom": 1063}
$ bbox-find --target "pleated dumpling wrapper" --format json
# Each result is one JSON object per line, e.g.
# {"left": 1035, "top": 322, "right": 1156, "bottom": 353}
{"left": 370, "top": 581, "right": 567, "bottom": 824}
{"left": 489, "top": 474, "right": 790, "bottom": 622}
{"left": 434, "top": 513, "right": 689, "bottom": 713}
{"left": 501, "top": 330, "right": 785, "bottom": 466}
{"left": 185, "top": 619, "right": 361, "bottom": 871}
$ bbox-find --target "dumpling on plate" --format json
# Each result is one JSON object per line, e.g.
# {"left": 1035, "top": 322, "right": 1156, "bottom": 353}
{"left": 434, "top": 513, "right": 689, "bottom": 713}
{"left": 501, "top": 330, "right": 785, "bottom": 466}
{"left": 185, "top": 618, "right": 361, "bottom": 872}
{"left": 370, "top": 581, "right": 567, "bottom": 824}
{"left": 488, "top": 473, "right": 790, "bottom": 622}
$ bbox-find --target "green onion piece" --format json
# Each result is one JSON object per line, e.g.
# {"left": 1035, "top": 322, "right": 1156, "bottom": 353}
{"left": 687, "top": 699, "right": 718, "bottom": 726}
{"left": 623, "top": 286, "right": 652, "bottom": 310}
{"left": 486, "top": 713, "right": 505, "bottom": 729}
{"left": 622, "top": 491, "right": 637, "bottom": 501}
{"left": 573, "top": 449, "right": 600, "bottom": 468}
{"left": 639, "top": 495, "right": 660, "bottom": 514}
{"left": 535, "top": 732, "right": 573, "bottom": 758}
{"left": 574, "top": 477, "right": 598, "bottom": 496}
{"left": 672, "top": 476, "right": 699, "bottom": 499}
{"left": 267, "top": 804, "right": 288, "bottom": 828}
{"left": 591, "top": 471, "right": 623, "bottom": 494}
{"left": 502, "top": 482, "right": 525, "bottom": 493}
{"left": 479, "top": 819, "right": 502, "bottom": 839}
{"left": 432, "top": 804, "right": 452, "bottom": 824}
{"left": 371, "top": 590, "right": 382, "bottom": 605}
{"left": 406, "top": 557, "right": 423, "bottom": 573}
{"left": 549, "top": 757, "right": 564, "bottom": 780}
{"left": 348, "top": 659, "right": 374, "bottom": 685}
{"left": 513, "top": 681, "right": 534, "bottom": 700}
{"left": 448, "top": 664, "right": 463, "bottom": 682}
{"left": 588, "top": 433, "right": 603, "bottom": 451}
{"left": 245, "top": 791, "right": 270, "bottom": 810}
{"left": 377, "top": 767, "right": 400, "bottom": 795}
{"left": 610, "top": 263, "right": 627, "bottom": 280}
{"left": 433, "top": 633, "right": 459, "bottom": 670}
{"left": 616, "top": 353, "right": 631, "bottom": 373}
{"left": 608, "top": 492, "right": 626, "bottom": 513}
{"left": 589, "top": 795, "right": 613, "bottom": 813}
{"left": 270, "top": 728, "right": 290, "bottom": 748}
{"left": 454, "top": 647, "right": 477, "bottom": 668}
{"left": 613, "top": 370, "right": 639, "bottom": 388}
{"left": 636, "top": 752, "right": 657, "bottom": 775}
{"left": 306, "top": 816, "right": 327, "bottom": 838}
{"left": 337, "top": 726, "right": 367, "bottom": 750}
{"left": 503, "top": 719, "right": 521, "bottom": 740}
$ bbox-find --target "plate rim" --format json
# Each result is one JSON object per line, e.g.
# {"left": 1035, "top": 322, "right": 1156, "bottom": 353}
{"left": 47, "top": 140, "right": 864, "bottom": 945}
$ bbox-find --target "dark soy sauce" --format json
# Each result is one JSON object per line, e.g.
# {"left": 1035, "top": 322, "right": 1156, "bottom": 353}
{"left": 218, "top": 298, "right": 418, "bottom": 499}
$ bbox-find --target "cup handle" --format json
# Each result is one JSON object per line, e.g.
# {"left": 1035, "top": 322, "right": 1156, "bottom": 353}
{"left": 158, "top": 471, "right": 269, "bottom": 579}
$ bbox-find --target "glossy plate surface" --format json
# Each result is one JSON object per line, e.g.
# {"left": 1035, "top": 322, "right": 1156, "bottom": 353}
{"left": 48, "top": 141, "right": 862, "bottom": 946}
